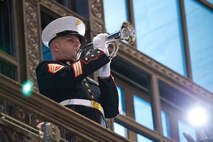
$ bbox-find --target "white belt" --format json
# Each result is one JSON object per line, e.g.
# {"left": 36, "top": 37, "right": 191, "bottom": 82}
{"left": 60, "top": 99, "right": 104, "bottom": 117}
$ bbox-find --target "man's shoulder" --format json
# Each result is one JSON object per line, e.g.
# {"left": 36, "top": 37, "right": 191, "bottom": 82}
{"left": 36, "top": 60, "right": 65, "bottom": 73}
{"left": 37, "top": 60, "right": 63, "bottom": 68}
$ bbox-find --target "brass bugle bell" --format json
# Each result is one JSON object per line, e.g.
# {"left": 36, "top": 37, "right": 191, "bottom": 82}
{"left": 107, "top": 21, "right": 136, "bottom": 45}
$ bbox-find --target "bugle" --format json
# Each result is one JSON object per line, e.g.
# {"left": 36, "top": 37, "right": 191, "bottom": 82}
{"left": 76, "top": 21, "right": 136, "bottom": 60}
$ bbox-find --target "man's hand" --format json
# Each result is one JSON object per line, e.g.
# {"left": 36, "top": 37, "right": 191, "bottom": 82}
{"left": 93, "top": 33, "right": 109, "bottom": 56}
{"left": 97, "top": 61, "right": 111, "bottom": 78}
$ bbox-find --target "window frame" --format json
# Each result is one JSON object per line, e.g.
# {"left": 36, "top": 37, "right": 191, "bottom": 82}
{"left": 113, "top": 73, "right": 154, "bottom": 141}
{"left": 0, "top": 0, "right": 20, "bottom": 81}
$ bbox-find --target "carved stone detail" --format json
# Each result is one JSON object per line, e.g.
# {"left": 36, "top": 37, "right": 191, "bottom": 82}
{"left": 0, "top": 98, "right": 41, "bottom": 141}
{"left": 91, "top": 0, "right": 103, "bottom": 18}
{"left": 5, "top": 101, "right": 14, "bottom": 116}
{"left": 24, "top": 0, "right": 41, "bottom": 91}
{"left": 0, "top": 124, "right": 31, "bottom": 142}
{"left": 119, "top": 43, "right": 213, "bottom": 99}
{"left": 91, "top": 21, "right": 104, "bottom": 36}
{"left": 89, "top": 0, "right": 105, "bottom": 39}
{"left": 40, "top": 0, "right": 77, "bottom": 17}
{"left": 28, "top": 113, "right": 38, "bottom": 126}
{"left": 0, "top": 97, "right": 4, "bottom": 112}
{"left": 14, "top": 107, "right": 26, "bottom": 120}
{"left": 0, "top": 99, "right": 36, "bottom": 141}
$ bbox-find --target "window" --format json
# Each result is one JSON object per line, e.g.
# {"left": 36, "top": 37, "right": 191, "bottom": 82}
{"left": 133, "top": 0, "right": 187, "bottom": 76}
{"left": 103, "top": 0, "right": 128, "bottom": 33}
{"left": 159, "top": 81, "right": 198, "bottom": 141}
{"left": 113, "top": 69, "right": 151, "bottom": 141}
{"left": 137, "top": 134, "right": 153, "bottom": 142}
{"left": 206, "top": 0, "right": 213, "bottom": 4}
{"left": 184, "top": 0, "right": 213, "bottom": 92}
{"left": 0, "top": 59, "right": 17, "bottom": 80}
{"left": 117, "top": 86, "right": 126, "bottom": 115}
{"left": 0, "top": 0, "right": 14, "bottom": 56}
{"left": 161, "top": 110, "right": 170, "bottom": 138}
{"left": 112, "top": 60, "right": 152, "bottom": 141}
{"left": 178, "top": 120, "right": 196, "bottom": 142}
{"left": 113, "top": 122, "right": 127, "bottom": 138}
{"left": 40, "top": 10, "right": 56, "bottom": 60}
{"left": 55, "top": 0, "right": 89, "bottom": 18}
{"left": 0, "top": 0, "right": 17, "bottom": 80}
{"left": 42, "top": 45, "right": 52, "bottom": 60}
{"left": 133, "top": 95, "right": 154, "bottom": 130}
{"left": 56, "top": 0, "right": 72, "bottom": 9}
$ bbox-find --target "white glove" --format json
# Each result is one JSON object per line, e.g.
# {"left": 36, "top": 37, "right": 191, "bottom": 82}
{"left": 93, "top": 33, "right": 109, "bottom": 56}
{"left": 97, "top": 61, "right": 111, "bottom": 78}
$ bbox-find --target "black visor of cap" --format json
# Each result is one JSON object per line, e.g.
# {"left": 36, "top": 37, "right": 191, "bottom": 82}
{"left": 48, "top": 30, "right": 87, "bottom": 47}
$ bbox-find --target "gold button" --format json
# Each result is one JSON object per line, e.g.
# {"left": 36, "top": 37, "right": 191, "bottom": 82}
{"left": 97, "top": 51, "right": 100, "bottom": 53}
{"left": 91, "top": 95, "right": 94, "bottom": 99}
{"left": 91, "top": 54, "right": 94, "bottom": 57}
{"left": 66, "top": 61, "right": 70, "bottom": 65}
{"left": 88, "top": 89, "right": 91, "bottom": 93}
{"left": 85, "top": 83, "right": 89, "bottom": 87}
{"left": 85, "top": 58, "right": 88, "bottom": 61}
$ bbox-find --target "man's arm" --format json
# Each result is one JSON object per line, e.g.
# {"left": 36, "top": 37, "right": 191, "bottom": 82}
{"left": 99, "top": 76, "right": 119, "bottom": 118}
{"left": 36, "top": 48, "right": 110, "bottom": 87}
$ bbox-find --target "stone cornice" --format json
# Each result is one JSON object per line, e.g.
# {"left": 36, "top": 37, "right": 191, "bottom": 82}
{"left": 117, "top": 42, "right": 213, "bottom": 104}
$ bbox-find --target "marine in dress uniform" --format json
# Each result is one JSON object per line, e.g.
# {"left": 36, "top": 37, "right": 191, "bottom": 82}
{"left": 36, "top": 16, "right": 119, "bottom": 127}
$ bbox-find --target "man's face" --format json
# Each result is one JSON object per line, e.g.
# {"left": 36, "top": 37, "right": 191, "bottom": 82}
{"left": 52, "top": 35, "right": 81, "bottom": 61}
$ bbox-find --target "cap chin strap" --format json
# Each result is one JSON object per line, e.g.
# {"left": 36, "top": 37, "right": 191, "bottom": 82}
{"left": 56, "top": 30, "right": 79, "bottom": 36}
{"left": 48, "top": 30, "right": 87, "bottom": 47}
{"left": 57, "top": 30, "right": 87, "bottom": 45}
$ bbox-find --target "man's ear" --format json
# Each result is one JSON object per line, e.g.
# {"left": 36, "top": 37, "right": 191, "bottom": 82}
{"left": 51, "top": 42, "right": 59, "bottom": 52}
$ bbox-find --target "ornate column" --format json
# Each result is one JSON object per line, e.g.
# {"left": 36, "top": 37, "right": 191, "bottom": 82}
{"left": 22, "top": 0, "right": 41, "bottom": 91}
{"left": 88, "top": 0, "right": 105, "bottom": 38}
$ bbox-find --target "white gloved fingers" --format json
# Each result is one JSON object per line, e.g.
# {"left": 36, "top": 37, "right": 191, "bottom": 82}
{"left": 103, "top": 42, "right": 109, "bottom": 56}
{"left": 93, "top": 33, "right": 108, "bottom": 42}
{"left": 93, "top": 33, "right": 109, "bottom": 50}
